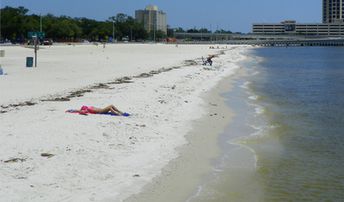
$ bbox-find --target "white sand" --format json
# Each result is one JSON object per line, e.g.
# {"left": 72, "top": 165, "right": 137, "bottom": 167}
{"left": 0, "top": 44, "right": 249, "bottom": 202}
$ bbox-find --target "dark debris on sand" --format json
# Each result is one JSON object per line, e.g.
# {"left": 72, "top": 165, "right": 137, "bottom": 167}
{"left": 3, "top": 157, "right": 27, "bottom": 163}
{"left": 0, "top": 60, "right": 196, "bottom": 113}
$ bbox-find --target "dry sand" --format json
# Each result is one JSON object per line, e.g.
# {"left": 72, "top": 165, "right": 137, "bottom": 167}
{"left": 0, "top": 43, "right": 250, "bottom": 202}
{"left": 125, "top": 72, "right": 237, "bottom": 202}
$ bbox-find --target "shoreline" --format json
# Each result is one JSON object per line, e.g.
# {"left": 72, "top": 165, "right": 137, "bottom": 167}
{"left": 125, "top": 69, "right": 237, "bottom": 202}
{"left": 0, "top": 44, "right": 250, "bottom": 201}
{"left": 125, "top": 49, "right": 253, "bottom": 202}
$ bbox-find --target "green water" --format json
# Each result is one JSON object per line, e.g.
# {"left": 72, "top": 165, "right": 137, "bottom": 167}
{"left": 188, "top": 47, "right": 344, "bottom": 202}
{"left": 244, "top": 47, "right": 344, "bottom": 201}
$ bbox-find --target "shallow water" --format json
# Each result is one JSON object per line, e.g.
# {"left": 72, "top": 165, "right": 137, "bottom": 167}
{"left": 246, "top": 47, "right": 344, "bottom": 201}
{"left": 186, "top": 55, "right": 264, "bottom": 202}
{"left": 189, "top": 47, "right": 344, "bottom": 201}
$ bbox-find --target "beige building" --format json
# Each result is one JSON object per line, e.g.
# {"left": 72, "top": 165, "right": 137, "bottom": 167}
{"left": 135, "top": 5, "right": 167, "bottom": 34}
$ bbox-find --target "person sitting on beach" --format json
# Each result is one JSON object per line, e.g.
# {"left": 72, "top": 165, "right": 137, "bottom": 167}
{"left": 66, "top": 105, "right": 129, "bottom": 116}
{"left": 203, "top": 55, "right": 216, "bottom": 66}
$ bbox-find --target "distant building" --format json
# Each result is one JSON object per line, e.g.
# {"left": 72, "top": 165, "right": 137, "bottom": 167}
{"left": 252, "top": 0, "right": 344, "bottom": 36}
{"left": 323, "top": 0, "right": 344, "bottom": 23}
{"left": 135, "top": 5, "right": 167, "bottom": 34}
{"left": 253, "top": 20, "right": 344, "bottom": 36}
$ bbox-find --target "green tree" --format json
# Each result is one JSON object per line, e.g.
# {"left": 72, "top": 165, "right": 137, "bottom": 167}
{"left": 91, "top": 22, "right": 112, "bottom": 41}
{"left": 175, "top": 27, "right": 185, "bottom": 33}
{"left": 46, "top": 17, "right": 81, "bottom": 41}
{"left": 1, "top": 6, "right": 29, "bottom": 42}
{"left": 187, "top": 28, "right": 199, "bottom": 33}
{"left": 23, "top": 15, "right": 40, "bottom": 33}
{"left": 1, "top": 6, "right": 148, "bottom": 42}
{"left": 76, "top": 18, "right": 99, "bottom": 40}
{"left": 215, "top": 29, "right": 232, "bottom": 34}
{"left": 108, "top": 13, "right": 147, "bottom": 41}
{"left": 199, "top": 28, "right": 211, "bottom": 33}
{"left": 154, "top": 30, "right": 167, "bottom": 41}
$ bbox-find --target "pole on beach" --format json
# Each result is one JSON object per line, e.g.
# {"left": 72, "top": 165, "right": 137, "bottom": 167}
{"left": 40, "top": 15, "right": 43, "bottom": 33}
{"left": 154, "top": 26, "right": 156, "bottom": 42}
{"left": 112, "top": 20, "right": 115, "bottom": 43}
{"left": 216, "top": 25, "right": 219, "bottom": 41}
{"left": 33, "top": 36, "right": 38, "bottom": 67}
{"left": 130, "top": 27, "right": 133, "bottom": 42}
{"left": 201, "top": 27, "right": 203, "bottom": 41}
{"left": 210, "top": 24, "right": 213, "bottom": 42}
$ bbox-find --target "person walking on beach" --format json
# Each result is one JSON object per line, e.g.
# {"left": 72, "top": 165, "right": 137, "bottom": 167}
{"left": 66, "top": 105, "right": 129, "bottom": 116}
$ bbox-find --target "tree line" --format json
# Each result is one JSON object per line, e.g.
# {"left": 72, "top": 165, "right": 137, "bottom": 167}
{"left": 0, "top": 6, "right": 151, "bottom": 43}
{"left": 173, "top": 27, "right": 233, "bottom": 34}
{"left": 1, "top": 6, "right": 234, "bottom": 43}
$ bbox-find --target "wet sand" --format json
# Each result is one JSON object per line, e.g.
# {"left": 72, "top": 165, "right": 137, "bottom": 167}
{"left": 126, "top": 69, "right": 238, "bottom": 202}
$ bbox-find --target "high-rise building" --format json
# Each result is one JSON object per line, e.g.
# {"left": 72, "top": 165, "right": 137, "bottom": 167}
{"left": 323, "top": 0, "right": 344, "bottom": 23}
{"left": 135, "top": 5, "right": 167, "bottom": 34}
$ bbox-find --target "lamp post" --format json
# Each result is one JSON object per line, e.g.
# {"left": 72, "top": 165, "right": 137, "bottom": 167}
{"left": 216, "top": 25, "right": 219, "bottom": 41}
{"left": 40, "top": 14, "right": 43, "bottom": 33}
{"left": 112, "top": 20, "right": 115, "bottom": 43}
{"left": 33, "top": 36, "right": 38, "bottom": 67}
{"left": 130, "top": 27, "right": 133, "bottom": 42}
{"left": 154, "top": 26, "right": 156, "bottom": 42}
{"left": 201, "top": 27, "right": 203, "bottom": 41}
{"left": 150, "top": 22, "right": 156, "bottom": 42}
{"left": 210, "top": 24, "right": 213, "bottom": 42}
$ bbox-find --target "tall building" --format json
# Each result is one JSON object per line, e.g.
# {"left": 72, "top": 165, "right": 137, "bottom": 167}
{"left": 135, "top": 5, "right": 167, "bottom": 34}
{"left": 323, "top": 0, "right": 344, "bottom": 23}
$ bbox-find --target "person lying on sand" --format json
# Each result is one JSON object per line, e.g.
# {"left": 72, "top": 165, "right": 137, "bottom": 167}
{"left": 66, "top": 105, "right": 129, "bottom": 116}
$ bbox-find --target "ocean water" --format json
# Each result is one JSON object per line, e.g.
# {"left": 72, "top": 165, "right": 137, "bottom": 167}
{"left": 246, "top": 47, "right": 344, "bottom": 201}
{"left": 188, "top": 47, "right": 344, "bottom": 202}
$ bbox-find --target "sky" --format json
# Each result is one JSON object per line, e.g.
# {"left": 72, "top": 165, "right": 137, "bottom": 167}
{"left": 1, "top": 0, "right": 322, "bottom": 33}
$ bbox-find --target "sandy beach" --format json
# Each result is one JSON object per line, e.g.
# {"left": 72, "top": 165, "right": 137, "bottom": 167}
{"left": 0, "top": 43, "right": 249, "bottom": 202}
